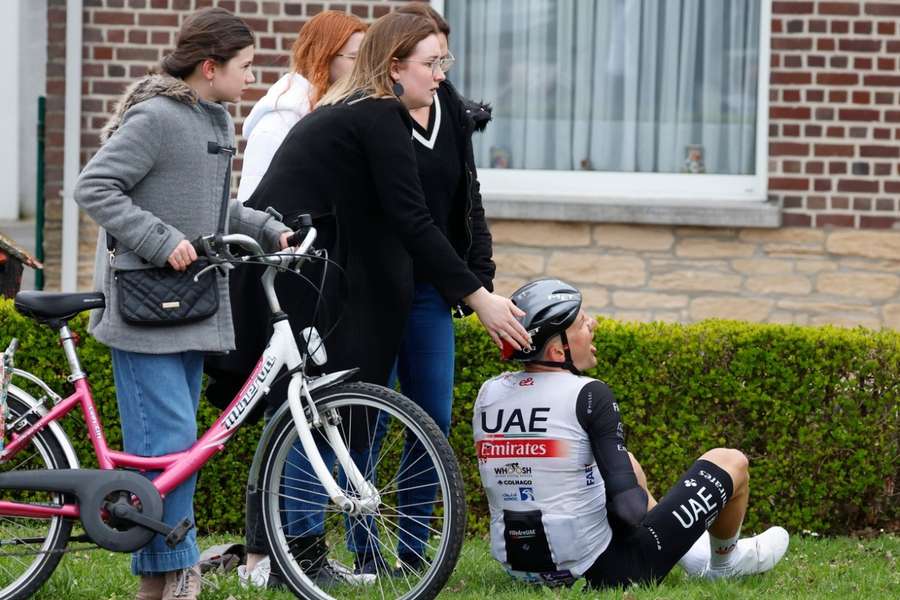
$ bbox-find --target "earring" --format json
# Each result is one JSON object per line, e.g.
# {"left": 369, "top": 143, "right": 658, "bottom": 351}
{"left": 209, "top": 79, "right": 213, "bottom": 88}
{"left": 392, "top": 81, "right": 404, "bottom": 97}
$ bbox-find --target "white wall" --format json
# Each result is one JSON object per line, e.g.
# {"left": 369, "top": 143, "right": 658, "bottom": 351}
{"left": 19, "top": 0, "right": 48, "bottom": 219}
{"left": 0, "top": 0, "right": 47, "bottom": 221}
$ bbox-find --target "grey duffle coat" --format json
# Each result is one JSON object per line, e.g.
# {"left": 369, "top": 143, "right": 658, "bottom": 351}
{"left": 75, "top": 74, "right": 290, "bottom": 354}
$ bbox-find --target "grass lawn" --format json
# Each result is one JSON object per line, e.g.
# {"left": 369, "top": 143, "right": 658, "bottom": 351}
{"left": 31, "top": 533, "right": 898, "bottom": 599}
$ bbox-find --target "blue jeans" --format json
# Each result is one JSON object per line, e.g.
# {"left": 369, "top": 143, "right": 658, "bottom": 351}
{"left": 282, "top": 284, "right": 454, "bottom": 561}
{"left": 388, "top": 283, "right": 454, "bottom": 559}
{"left": 111, "top": 349, "right": 202, "bottom": 575}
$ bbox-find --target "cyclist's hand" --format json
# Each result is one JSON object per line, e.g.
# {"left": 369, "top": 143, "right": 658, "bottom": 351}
{"left": 279, "top": 231, "right": 293, "bottom": 250}
{"left": 464, "top": 288, "right": 530, "bottom": 350}
{"left": 167, "top": 239, "right": 198, "bottom": 271}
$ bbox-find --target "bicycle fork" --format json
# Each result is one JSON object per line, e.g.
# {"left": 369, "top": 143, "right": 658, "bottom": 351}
{"left": 286, "top": 375, "right": 381, "bottom": 516}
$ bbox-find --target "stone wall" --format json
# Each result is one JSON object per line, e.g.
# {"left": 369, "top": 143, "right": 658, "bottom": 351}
{"left": 491, "top": 221, "right": 900, "bottom": 330}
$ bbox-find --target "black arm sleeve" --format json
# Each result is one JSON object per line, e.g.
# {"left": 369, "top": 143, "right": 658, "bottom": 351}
{"left": 575, "top": 380, "right": 648, "bottom": 528}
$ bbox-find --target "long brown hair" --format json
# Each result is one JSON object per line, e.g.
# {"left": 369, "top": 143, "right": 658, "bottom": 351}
{"left": 159, "top": 7, "right": 254, "bottom": 79}
{"left": 290, "top": 11, "right": 367, "bottom": 107}
{"left": 395, "top": 2, "right": 450, "bottom": 37}
{"left": 318, "top": 12, "right": 437, "bottom": 107}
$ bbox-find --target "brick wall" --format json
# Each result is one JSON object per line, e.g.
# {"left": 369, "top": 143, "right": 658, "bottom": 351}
{"left": 43, "top": 0, "right": 408, "bottom": 290}
{"left": 769, "top": 0, "right": 900, "bottom": 229}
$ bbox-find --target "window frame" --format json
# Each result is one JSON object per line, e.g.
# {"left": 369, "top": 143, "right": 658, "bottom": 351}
{"left": 434, "top": 0, "right": 774, "bottom": 222}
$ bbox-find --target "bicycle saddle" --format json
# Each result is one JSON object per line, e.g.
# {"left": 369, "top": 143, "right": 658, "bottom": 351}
{"left": 14, "top": 291, "right": 106, "bottom": 324}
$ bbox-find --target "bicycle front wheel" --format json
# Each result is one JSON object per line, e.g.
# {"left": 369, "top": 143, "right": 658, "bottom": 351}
{"left": 0, "top": 393, "right": 74, "bottom": 600}
{"left": 259, "top": 382, "right": 466, "bottom": 600}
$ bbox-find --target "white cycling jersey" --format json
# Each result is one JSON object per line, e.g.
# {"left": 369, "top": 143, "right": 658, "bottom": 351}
{"left": 473, "top": 370, "right": 612, "bottom": 577}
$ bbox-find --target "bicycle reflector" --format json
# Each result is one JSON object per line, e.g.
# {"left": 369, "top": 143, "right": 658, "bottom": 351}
{"left": 300, "top": 327, "right": 328, "bottom": 367}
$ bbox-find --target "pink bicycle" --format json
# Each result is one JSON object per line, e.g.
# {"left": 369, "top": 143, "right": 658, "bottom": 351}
{"left": 0, "top": 224, "right": 465, "bottom": 600}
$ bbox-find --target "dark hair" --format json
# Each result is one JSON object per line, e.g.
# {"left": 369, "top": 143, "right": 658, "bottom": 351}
{"left": 159, "top": 7, "right": 254, "bottom": 79}
{"left": 395, "top": 2, "right": 450, "bottom": 37}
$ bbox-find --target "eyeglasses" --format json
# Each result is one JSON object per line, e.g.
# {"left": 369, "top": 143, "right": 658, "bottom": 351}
{"left": 398, "top": 51, "right": 456, "bottom": 76}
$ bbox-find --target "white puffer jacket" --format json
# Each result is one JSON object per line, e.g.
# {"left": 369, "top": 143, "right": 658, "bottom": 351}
{"left": 237, "top": 73, "right": 312, "bottom": 203}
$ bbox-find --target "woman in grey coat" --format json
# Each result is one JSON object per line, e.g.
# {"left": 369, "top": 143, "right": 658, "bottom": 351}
{"left": 74, "top": 8, "right": 289, "bottom": 600}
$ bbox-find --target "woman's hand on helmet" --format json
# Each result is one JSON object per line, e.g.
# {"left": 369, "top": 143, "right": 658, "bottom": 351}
{"left": 464, "top": 288, "right": 531, "bottom": 350}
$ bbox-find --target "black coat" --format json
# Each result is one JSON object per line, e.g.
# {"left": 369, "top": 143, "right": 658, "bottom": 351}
{"left": 205, "top": 96, "right": 484, "bottom": 405}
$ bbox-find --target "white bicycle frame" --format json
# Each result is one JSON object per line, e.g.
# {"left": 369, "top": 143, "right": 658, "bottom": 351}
{"left": 218, "top": 231, "right": 380, "bottom": 517}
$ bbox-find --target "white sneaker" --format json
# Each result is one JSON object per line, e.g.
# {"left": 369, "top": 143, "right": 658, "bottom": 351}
{"left": 704, "top": 526, "right": 790, "bottom": 579}
{"left": 237, "top": 556, "right": 271, "bottom": 588}
{"left": 312, "top": 559, "right": 376, "bottom": 586}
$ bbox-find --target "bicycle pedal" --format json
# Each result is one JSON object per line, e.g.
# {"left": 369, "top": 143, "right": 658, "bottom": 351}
{"left": 165, "top": 518, "right": 194, "bottom": 548}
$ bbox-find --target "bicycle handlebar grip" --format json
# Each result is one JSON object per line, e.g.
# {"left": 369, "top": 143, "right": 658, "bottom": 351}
{"left": 285, "top": 229, "right": 306, "bottom": 248}
{"left": 189, "top": 236, "right": 207, "bottom": 256}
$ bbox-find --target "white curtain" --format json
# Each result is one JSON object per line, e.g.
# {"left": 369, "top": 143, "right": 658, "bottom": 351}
{"left": 446, "top": 0, "right": 760, "bottom": 174}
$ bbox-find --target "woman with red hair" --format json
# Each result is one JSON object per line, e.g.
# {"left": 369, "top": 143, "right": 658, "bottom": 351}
{"left": 237, "top": 10, "right": 366, "bottom": 202}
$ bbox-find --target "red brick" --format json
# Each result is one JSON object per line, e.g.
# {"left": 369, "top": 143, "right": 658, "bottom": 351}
{"left": 773, "top": 1, "right": 814, "bottom": 14}
{"left": 771, "top": 106, "right": 811, "bottom": 120}
{"left": 866, "top": 3, "right": 900, "bottom": 16}
{"left": 832, "top": 197, "right": 850, "bottom": 209}
{"left": 128, "top": 30, "right": 147, "bottom": 44}
{"left": 92, "top": 80, "right": 128, "bottom": 95}
{"left": 816, "top": 72, "right": 857, "bottom": 85}
{"left": 839, "top": 39, "right": 881, "bottom": 52}
{"left": 815, "top": 107, "right": 834, "bottom": 120}
{"left": 808, "top": 196, "right": 828, "bottom": 209}
{"left": 92, "top": 11, "right": 134, "bottom": 25}
{"left": 782, "top": 213, "right": 812, "bottom": 227}
{"left": 351, "top": 4, "right": 368, "bottom": 18}
{"left": 829, "top": 90, "right": 848, "bottom": 103}
{"left": 107, "top": 29, "right": 125, "bottom": 42}
{"left": 864, "top": 75, "right": 900, "bottom": 86}
{"left": 783, "top": 160, "right": 802, "bottom": 173}
{"left": 786, "top": 19, "right": 804, "bottom": 33}
{"left": 874, "top": 128, "right": 891, "bottom": 140}
{"left": 771, "top": 54, "right": 781, "bottom": 68}
{"left": 826, "top": 126, "right": 845, "bottom": 137}
{"left": 128, "top": 0, "right": 147, "bottom": 7}
{"left": 262, "top": 2, "right": 280, "bottom": 15}
{"left": 273, "top": 19, "right": 305, "bottom": 33}
{"left": 138, "top": 13, "right": 179, "bottom": 26}
{"left": 816, "top": 214, "right": 854, "bottom": 228}
{"left": 771, "top": 71, "right": 812, "bottom": 85}
{"left": 770, "top": 177, "right": 810, "bottom": 191}
{"left": 805, "top": 161, "right": 824, "bottom": 174}
{"left": 783, "top": 196, "right": 804, "bottom": 208}
{"left": 849, "top": 126, "right": 869, "bottom": 139}
{"left": 853, "top": 21, "right": 873, "bottom": 34}
{"left": 829, "top": 55, "right": 848, "bottom": 68}
{"left": 784, "top": 55, "right": 802, "bottom": 68}
{"left": 838, "top": 179, "right": 879, "bottom": 193}
{"left": 240, "top": 1, "right": 258, "bottom": 12}
{"left": 831, "top": 20, "right": 850, "bottom": 33}
{"left": 814, "top": 179, "right": 832, "bottom": 192}
{"left": 877, "top": 21, "right": 895, "bottom": 35}
{"left": 809, "top": 19, "right": 828, "bottom": 33}
{"left": 783, "top": 90, "right": 801, "bottom": 102}
{"left": 150, "top": 31, "right": 169, "bottom": 44}
{"left": 816, "top": 144, "right": 854, "bottom": 157}
{"left": 817, "top": 39, "right": 836, "bottom": 51}
{"left": 887, "top": 41, "right": 900, "bottom": 53}
{"left": 852, "top": 91, "right": 871, "bottom": 104}
{"left": 861, "top": 145, "right": 900, "bottom": 158}
{"left": 860, "top": 216, "right": 898, "bottom": 228}
{"left": 772, "top": 37, "right": 813, "bottom": 50}
{"left": 770, "top": 142, "right": 809, "bottom": 156}
{"left": 830, "top": 162, "right": 848, "bottom": 175}
{"left": 888, "top": 111, "right": 900, "bottom": 123}
{"left": 886, "top": 181, "right": 900, "bottom": 193}
{"left": 116, "top": 47, "right": 159, "bottom": 61}
{"left": 820, "top": 2, "right": 860, "bottom": 15}
{"left": 83, "top": 63, "right": 104, "bottom": 77}
{"left": 876, "top": 197, "right": 895, "bottom": 209}
{"left": 806, "top": 89, "right": 825, "bottom": 102}
{"left": 854, "top": 198, "right": 872, "bottom": 210}
{"left": 151, "top": 0, "right": 168, "bottom": 8}
{"left": 875, "top": 164, "right": 892, "bottom": 176}
{"left": 854, "top": 57, "right": 873, "bottom": 69}
{"left": 839, "top": 108, "right": 879, "bottom": 121}
{"left": 877, "top": 57, "right": 895, "bottom": 71}
{"left": 93, "top": 46, "right": 113, "bottom": 60}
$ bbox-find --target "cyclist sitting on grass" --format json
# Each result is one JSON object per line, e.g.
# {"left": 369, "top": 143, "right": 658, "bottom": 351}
{"left": 472, "top": 278, "right": 789, "bottom": 589}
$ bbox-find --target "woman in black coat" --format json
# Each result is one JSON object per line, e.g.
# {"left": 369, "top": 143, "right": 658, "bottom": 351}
{"left": 213, "top": 11, "right": 530, "bottom": 580}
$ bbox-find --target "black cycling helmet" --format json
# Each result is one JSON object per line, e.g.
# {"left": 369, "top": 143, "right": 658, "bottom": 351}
{"left": 503, "top": 278, "right": 582, "bottom": 374}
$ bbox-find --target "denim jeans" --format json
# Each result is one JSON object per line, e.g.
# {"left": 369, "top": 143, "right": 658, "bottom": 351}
{"left": 388, "top": 283, "right": 455, "bottom": 559}
{"left": 111, "top": 349, "right": 202, "bottom": 575}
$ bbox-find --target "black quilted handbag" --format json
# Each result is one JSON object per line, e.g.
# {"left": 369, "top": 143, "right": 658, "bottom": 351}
{"left": 116, "top": 261, "right": 219, "bottom": 326}
{"left": 110, "top": 141, "right": 236, "bottom": 327}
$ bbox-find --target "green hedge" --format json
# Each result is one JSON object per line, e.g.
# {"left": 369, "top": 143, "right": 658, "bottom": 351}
{"left": 1, "top": 298, "right": 896, "bottom": 536}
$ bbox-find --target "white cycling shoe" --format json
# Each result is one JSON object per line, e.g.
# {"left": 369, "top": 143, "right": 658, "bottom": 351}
{"left": 703, "top": 526, "right": 790, "bottom": 579}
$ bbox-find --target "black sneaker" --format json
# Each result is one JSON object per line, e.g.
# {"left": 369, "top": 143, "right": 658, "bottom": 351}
{"left": 354, "top": 552, "right": 390, "bottom": 577}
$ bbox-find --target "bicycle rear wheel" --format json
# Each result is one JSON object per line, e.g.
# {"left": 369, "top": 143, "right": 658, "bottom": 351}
{"left": 258, "top": 382, "right": 466, "bottom": 600}
{"left": 0, "top": 393, "right": 73, "bottom": 600}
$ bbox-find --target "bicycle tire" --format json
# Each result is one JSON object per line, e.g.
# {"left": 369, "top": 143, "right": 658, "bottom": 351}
{"left": 0, "top": 393, "right": 74, "bottom": 600}
{"left": 259, "top": 382, "right": 466, "bottom": 600}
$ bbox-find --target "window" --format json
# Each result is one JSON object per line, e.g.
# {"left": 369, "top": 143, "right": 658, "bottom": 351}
{"left": 438, "top": 0, "right": 772, "bottom": 212}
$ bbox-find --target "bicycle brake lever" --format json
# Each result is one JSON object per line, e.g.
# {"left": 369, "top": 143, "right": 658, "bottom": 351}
{"left": 192, "top": 261, "right": 233, "bottom": 282}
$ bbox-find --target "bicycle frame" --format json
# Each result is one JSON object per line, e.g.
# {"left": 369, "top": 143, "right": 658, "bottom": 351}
{"left": 0, "top": 233, "right": 377, "bottom": 525}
